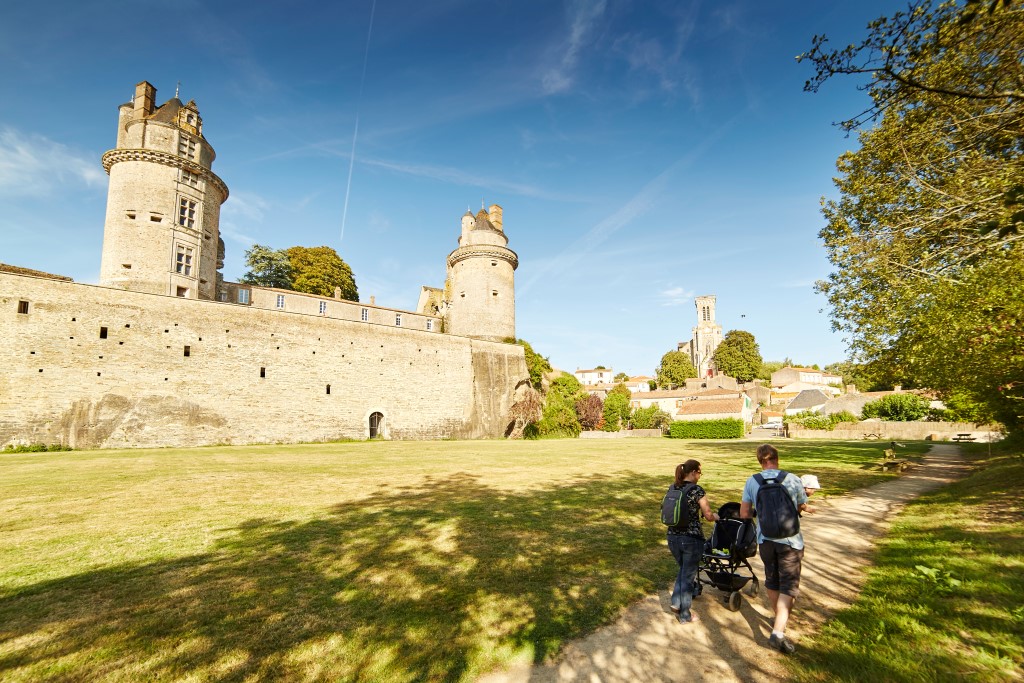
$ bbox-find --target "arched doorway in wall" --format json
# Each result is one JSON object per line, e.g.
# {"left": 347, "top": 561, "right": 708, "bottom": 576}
{"left": 369, "top": 412, "right": 384, "bottom": 439}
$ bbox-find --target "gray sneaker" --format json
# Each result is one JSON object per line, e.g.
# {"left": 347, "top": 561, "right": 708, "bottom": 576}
{"left": 768, "top": 633, "right": 795, "bottom": 654}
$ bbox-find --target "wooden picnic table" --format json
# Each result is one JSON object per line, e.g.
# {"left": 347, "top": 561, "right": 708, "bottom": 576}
{"left": 952, "top": 433, "right": 976, "bottom": 442}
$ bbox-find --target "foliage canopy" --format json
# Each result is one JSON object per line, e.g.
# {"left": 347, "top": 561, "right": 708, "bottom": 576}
{"left": 656, "top": 351, "right": 697, "bottom": 389}
{"left": 285, "top": 246, "right": 358, "bottom": 301}
{"left": 240, "top": 245, "right": 358, "bottom": 302}
{"left": 802, "top": 0, "right": 1024, "bottom": 431}
{"left": 712, "top": 330, "right": 763, "bottom": 382}
{"left": 861, "top": 393, "right": 932, "bottom": 422}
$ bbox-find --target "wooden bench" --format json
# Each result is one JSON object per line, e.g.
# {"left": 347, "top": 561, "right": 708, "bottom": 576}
{"left": 952, "top": 433, "right": 976, "bottom": 442}
{"left": 878, "top": 459, "right": 912, "bottom": 472}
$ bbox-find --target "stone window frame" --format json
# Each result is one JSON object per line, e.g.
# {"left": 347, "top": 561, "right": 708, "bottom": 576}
{"left": 319, "top": 301, "right": 327, "bottom": 315}
{"left": 175, "top": 244, "right": 194, "bottom": 277}
{"left": 178, "top": 135, "right": 197, "bottom": 160}
{"left": 395, "top": 313, "right": 402, "bottom": 327}
{"left": 361, "top": 308, "right": 368, "bottom": 322}
{"left": 426, "top": 319, "right": 433, "bottom": 331}
{"left": 181, "top": 169, "right": 201, "bottom": 189}
{"left": 178, "top": 196, "right": 198, "bottom": 229}
{"left": 276, "top": 294, "right": 285, "bottom": 309}
{"left": 238, "top": 289, "right": 250, "bottom": 305}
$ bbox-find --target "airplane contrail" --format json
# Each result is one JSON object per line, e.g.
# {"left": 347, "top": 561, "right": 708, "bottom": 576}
{"left": 340, "top": 0, "right": 377, "bottom": 245}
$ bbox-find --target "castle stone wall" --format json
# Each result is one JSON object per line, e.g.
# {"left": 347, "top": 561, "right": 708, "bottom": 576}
{"left": 1, "top": 273, "right": 528, "bottom": 448}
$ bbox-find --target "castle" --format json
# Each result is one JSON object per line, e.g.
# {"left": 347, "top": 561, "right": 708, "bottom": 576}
{"left": 0, "top": 82, "right": 528, "bottom": 449}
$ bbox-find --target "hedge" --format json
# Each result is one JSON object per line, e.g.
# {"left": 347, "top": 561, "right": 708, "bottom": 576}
{"left": 668, "top": 418, "right": 745, "bottom": 439}
{"left": 2, "top": 443, "right": 73, "bottom": 453}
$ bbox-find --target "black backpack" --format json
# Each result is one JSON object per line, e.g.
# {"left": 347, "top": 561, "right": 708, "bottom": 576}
{"left": 753, "top": 470, "right": 800, "bottom": 538}
{"left": 661, "top": 483, "right": 696, "bottom": 527}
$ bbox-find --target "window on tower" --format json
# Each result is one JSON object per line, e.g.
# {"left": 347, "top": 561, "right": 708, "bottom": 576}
{"left": 175, "top": 245, "right": 193, "bottom": 276}
{"left": 178, "top": 136, "right": 197, "bottom": 160}
{"left": 181, "top": 170, "right": 200, "bottom": 188}
{"left": 179, "top": 198, "right": 197, "bottom": 228}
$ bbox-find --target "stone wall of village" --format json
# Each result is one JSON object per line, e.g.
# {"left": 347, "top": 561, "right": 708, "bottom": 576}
{"left": 1, "top": 272, "right": 528, "bottom": 449}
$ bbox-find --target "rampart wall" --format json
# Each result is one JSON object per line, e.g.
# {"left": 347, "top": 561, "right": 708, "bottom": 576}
{"left": 1, "top": 272, "right": 528, "bottom": 449}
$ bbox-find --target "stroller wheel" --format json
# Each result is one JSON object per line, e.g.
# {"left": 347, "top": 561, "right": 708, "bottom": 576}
{"left": 727, "top": 591, "right": 742, "bottom": 612}
{"left": 745, "top": 580, "right": 759, "bottom": 597}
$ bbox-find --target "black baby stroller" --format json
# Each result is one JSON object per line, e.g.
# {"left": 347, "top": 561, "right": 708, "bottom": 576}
{"left": 695, "top": 502, "right": 759, "bottom": 611}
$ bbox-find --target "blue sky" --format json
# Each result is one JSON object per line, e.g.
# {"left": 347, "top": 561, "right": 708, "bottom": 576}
{"left": 0, "top": 1, "right": 896, "bottom": 377}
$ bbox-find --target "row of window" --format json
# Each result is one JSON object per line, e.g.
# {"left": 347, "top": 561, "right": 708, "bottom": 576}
{"left": 271, "top": 294, "right": 433, "bottom": 330}
{"left": 124, "top": 197, "right": 201, "bottom": 231}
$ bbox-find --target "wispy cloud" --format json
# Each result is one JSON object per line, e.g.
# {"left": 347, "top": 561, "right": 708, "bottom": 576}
{"left": 0, "top": 127, "right": 105, "bottom": 197}
{"left": 367, "top": 210, "right": 391, "bottom": 235}
{"left": 519, "top": 110, "right": 746, "bottom": 297}
{"left": 611, "top": 6, "right": 701, "bottom": 104}
{"left": 658, "top": 286, "right": 695, "bottom": 307}
{"left": 220, "top": 191, "right": 270, "bottom": 245}
{"left": 541, "top": 0, "right": 608, "bottom": 94}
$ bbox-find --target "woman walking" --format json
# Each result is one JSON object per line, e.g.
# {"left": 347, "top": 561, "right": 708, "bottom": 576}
{"left": 667, "top": 459, "right": 719, "bottom": 624}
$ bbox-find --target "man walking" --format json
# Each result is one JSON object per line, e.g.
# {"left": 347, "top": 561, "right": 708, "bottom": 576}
{"left": 740, "top": 444, "right": 809, "bottom": 654}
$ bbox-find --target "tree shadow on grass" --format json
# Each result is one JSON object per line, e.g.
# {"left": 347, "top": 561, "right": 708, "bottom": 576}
{"left": 0, "top": 471, "right": 673, "bottom": 682}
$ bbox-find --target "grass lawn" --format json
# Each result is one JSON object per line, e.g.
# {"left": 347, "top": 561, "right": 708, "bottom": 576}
{"left": 788, "top": 444, "right": 1024, "bottom": 682}
{"left": 0, "top": 438, "right": 926, "bottom": 682}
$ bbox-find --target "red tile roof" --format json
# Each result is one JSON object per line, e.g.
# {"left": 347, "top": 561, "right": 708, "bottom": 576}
{"left": 676, "top": 398, "right": 745, "bottom": 415}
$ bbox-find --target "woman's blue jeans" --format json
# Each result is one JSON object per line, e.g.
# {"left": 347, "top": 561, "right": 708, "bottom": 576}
{"left": 668, "top": 534, "right": 703, "bottom": 622}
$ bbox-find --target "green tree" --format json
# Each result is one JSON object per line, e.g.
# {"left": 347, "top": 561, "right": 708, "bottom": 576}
{"left": 285, "top": 246, "right": 358, "bottom": 301}
{"left": 608, "top": 383, "right": 631, "bottom": 400}
{"left": 630, "top": 405, "right": 670, "bottom": 430}
{"left": 240, "top": 244, "right": 293, "bottom": 289}
{"left": 824, "top": 360, "right": 889, "bottom": 392}
{"left": 656, "top": 351, "right": 697, "bottom": 389}
{"left": 861, "top": 394, "right": 931, "bottom": 421}
{"left": 602, "top": 392, "right": 630, "bottom": 432}
{"left": 758, "top": 360, "right": 785, "bottom": 383}
{"left": 712, "top": 330, "right": 763, "bottom": 382}
{"left": 508, "top": 339, "right": 553, "bottom": 391}
{"left": 537, "top": 373, "right": 583, "bottom": 437}
{"left": 613, "top": 372, "right": 630, "bottom": 383}
{"left": 802, "top": 1, "right": 1024, "bottom": 432}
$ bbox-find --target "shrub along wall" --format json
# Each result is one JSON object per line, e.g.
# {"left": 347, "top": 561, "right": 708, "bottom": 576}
{"left": 668, "top": 418, "right": 744, "bottom": 439}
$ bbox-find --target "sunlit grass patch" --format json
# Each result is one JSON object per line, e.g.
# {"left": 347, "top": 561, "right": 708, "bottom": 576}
{"left": 0, "top": 438, "right": 934, "bottom": 681}
{"left": 789, "top": 448, "right": 1024, "bottom": 682}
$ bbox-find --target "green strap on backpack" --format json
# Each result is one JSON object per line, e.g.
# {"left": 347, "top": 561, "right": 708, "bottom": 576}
{"left": 661, "top": 482, "right": 696, "bottom": 526}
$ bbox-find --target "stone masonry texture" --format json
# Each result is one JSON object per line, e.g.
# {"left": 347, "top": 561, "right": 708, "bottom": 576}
{"left": 1, "top": 273, "right": 528, "bottom": 448}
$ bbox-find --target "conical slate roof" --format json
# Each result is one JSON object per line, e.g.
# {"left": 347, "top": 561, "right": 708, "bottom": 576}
{"left": 473, "top": 209, "right": 494, "bottom": 230}
{"left": 150, "top": 97, "right": 184, "bottom": 123}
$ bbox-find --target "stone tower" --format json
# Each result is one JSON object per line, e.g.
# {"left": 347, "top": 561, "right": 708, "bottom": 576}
{"left": 99, "top": 81, "right": 229, "bottom": 300}
{"left": 445, "top": 204, "right": 518, "bottom": 341}
{"left": 691, "top": 295, "right": 723, "bottom": 377}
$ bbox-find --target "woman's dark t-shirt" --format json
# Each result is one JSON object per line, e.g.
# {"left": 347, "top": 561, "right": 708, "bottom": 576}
{"left": 667, "top": 483, "right": 706, "bottom": 540}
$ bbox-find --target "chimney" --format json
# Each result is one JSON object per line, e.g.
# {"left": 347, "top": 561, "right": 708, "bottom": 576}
{"left": 488, "top": 204, "right": 503, "bottom": 231}
{"left": 333, "top": 287, "right": 341, "bottom": 300}
{"left": 894, "top": 385, "right": 902, "bottom": 392}
{"left": 133, "top": 81, "right": 156, "bottom": 118}
{"left": 846, "top": 384, "right": 858, "bottom": 395}
{"left": 369, "top": 296, "right": 375, "bottom": 305}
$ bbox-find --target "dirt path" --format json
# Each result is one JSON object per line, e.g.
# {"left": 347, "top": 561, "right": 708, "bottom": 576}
{"left": 479, "top": 445, "right": 970, "bottom": 683}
